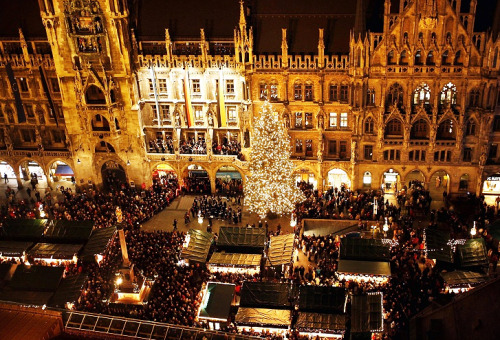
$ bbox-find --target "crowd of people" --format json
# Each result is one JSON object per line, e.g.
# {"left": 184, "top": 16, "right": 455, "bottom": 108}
{"left": 179, "top": 138, "right": 207, "bottom": 154}
{"left": 182, "top": 177, "right": 211, "bottom": 194}
{"left": 215, "top": 178, "right": 243, "bottom": 197}
{"left": 212, "top": 140, "right": 241, "bottom": 156}
{"left": 190, "top": 195, "right": 242, "bottom": 226}
{"left": 148, "top": 136, "right": 174, "bottom": 154}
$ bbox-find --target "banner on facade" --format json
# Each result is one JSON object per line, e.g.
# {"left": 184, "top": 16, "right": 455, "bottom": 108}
{"left": 217, "top": 70, "right": 227, "bottom": 127}
{"left": 183, "top": 68, "right": 194, "bottom": 127}
{"left": 38, "top": 65, "right": 59, "bottom": 126}
{"left": 5, "top": 62, "right": 26, "bottom": 123}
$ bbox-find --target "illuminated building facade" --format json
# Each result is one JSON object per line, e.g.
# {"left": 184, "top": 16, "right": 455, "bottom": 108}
{"left": 0, "top": 0, "right": 499, "bottom": 200}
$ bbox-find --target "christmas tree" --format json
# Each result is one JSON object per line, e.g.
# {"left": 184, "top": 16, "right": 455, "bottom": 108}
{"left": 244, "top": 101, "right": 305, "bottom": 218}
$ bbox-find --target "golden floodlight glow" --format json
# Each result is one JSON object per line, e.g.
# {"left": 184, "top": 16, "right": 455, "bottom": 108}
{"left": 244, "top": 101, "right": 305, "bottom": 218}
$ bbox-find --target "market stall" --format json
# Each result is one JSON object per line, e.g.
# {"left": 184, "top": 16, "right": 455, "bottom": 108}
{"left": 43, "top": 220, "right": 94, "bottom": 244}
{"left": 49, "top": 273, "right": 88, "bottom": 309}
{"left": 0, "top": 241, "right": 33, "bottom": 261}
{"left": 197, "top": 282, "right": 235, "bottom": 330}
{"left": 424, "top": 228, "right": 454, "bottom": 263}
{"left": 180, "top": 229, "right": 213, "bottom": 265}
{"left": 0, "top": 219, "right": 48, "bottom": 242}
{"left": 440, "top": 270, "right": 489, "bottom": 294}
{"left": 28, "top": 243, "right": 83, "bottom": 264}
{"left": 208, "top": 252, "right": 262, "bottom": 275}
{"left": 240, "top": 282, "right": 293, "bottom": 309}
{"left": 296, "top": 285, "right": 347, "bottom": 338}
{"left": 337, "top": 238, "right": 391, "bottom": 283}
{"left": 235, "top": 308, "right": 291, "bottom": 335}
{"left": 81, "top": 226, "right": 116, "bottom": 263}
{"left": 216, "top": 226, "right": 266, "bottom": 253}
{"left": 350, "top": 292, "right": 384, "bottom": 335}
{"left": 302, "top": 219, "right": 358, "bottom": 237}
{"left": 457, "top": 238, "right": 488, "bottom": 268}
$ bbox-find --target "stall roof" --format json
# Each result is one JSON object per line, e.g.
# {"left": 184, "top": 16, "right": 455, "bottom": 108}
{"left": 0, "top": 219, "right": 48, "bottom": 241}
{"left": 425, "top": 228, "right": 454, "bottom": 263}
{"left": 338, "top": 259, "right": 391, "bottom": 277}
{"left": 209, "top": 252, "right": 262, "bottom": 267}
{"left": 198, "top": 282, "right": 235, "bottom": 321}
{"left": 440, "top": 270, "right": 489, "bottom": 287}
{"left": 457, "top": 238, "right": 488, "bottom": 268}
{"left": 0, "top": 241, "right": 33, "bottom": 257}
{"left": 340, "top": 238, "right": 390, "bottom": 262}
{"left": 49, "top": 274, "right": 88, "bottom": 308}
{"left": 29, "top": 243, "right": 82, "bottom": 260}
{"left": 81, "top": 226, "right": 116, "bottom": 259}
{"left": 303, "top": 219, "right": 358, "bottom": 237}
{"left": 268, "top": 234, "right": 294, "bottom": 266}
{"left": 298, "top": 285, "right": 346, "bottom": 314}
{"left": 181, "top": 229, "right": 213, "bottom": 263}
{"left": 44, "top": 220, "right": 94, "bottom": 243}
{"left": 351, "top": 293, "right": 383, "bottom": 333}
{"left": 7, "top": 265, "right": 64, "bottom": 292}
{"left": 217, "top": 226, "right": 266, "bottom": 250}
{"left": 0, "top": 303, "right": 63, "bottom": 340}
{"left": 0, "top": 290, "right": 54, "bottom": 306}
{"left": 235, "top": 308, "right": 291, "bottom": 327}
{"left": 296, "top": 312, "right": 346, "bottom": 332}
{"left": 240, "top": 282, "right": 291, "bottom": 309}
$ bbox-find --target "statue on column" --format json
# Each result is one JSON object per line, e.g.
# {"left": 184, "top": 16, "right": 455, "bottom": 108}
{"left": 318, "top": 113, "right": 324, "bottom": 130}
{"left": 351, "top": 141, "right": 357, "bottom": 163}
{"left": 317, "top": 136, "right": 324, "bottom": 163}
{"left": 3, "top": 127, "right": 13, "bottom": 156}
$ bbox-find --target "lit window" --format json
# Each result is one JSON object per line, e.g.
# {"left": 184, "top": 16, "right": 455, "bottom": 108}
{"left": 148, "top": 79, "right": 154, "bottom": 93}
{"left": 329, "top": 113, "right": 337, "bottom": 128}
{"left": 294, "top": 84, "right": 303, "bottom": 100}
{"left": 227, "top": 106, "right": 237, "bottom": 121}
{"left": 340, "top": 113, "right": 348, "bottom": 127}
{"left": 18, "top": 77, "right": 29, "bottom": 92}
{"left": 158, "top": 79, "right": 167, "bottom": 94}
{"left": 194, "top": 106, "right": 203, "bottom": 120}
{"left": 270, "top": 84, "right": 278, "bottom": 100}
{"left": 226, "top": 79, "right": 234, "bottom": 94}
{"left": 160, "top": 105, "right": 170, "bottom": 121}
{"left": 363, "top": 171, "right": 372, "bottom": 184}
{"left": 192, "top": 79, "right": 201, "bottom": 93}
{"left": 295, "top": 112, "right": 303, "bottom": 128}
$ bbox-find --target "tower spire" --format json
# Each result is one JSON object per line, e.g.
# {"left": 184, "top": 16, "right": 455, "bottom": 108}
{"left": 354, "top": 0, "right": 365, "bottom": 38}
{"left": 239, "top": 0, "right": 247, "bottom": 32}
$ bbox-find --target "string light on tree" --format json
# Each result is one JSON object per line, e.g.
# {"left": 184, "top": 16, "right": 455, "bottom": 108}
{"left": 244, "top": 101, "right": 305, "bottom": 218}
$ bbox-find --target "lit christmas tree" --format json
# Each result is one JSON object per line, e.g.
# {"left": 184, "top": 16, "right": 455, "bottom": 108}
{"left": 244, "top": 101, "right": 305, "bottom": 218}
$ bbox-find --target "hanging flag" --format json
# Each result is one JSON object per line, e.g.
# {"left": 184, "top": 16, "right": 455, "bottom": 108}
{"left": 5, "top": 62, "right": 26, "bottom": 123}
{"left": 149, "top": 65, "right": 161, "bottom": 127}
{"left": 39, "top": 66, "right": 58, "bottom": 126}
{"left": 183, "top": 67, "right": 194, "bottom": 127}
{"left": 218, "top": 69, "right": 227, "bottom": 127}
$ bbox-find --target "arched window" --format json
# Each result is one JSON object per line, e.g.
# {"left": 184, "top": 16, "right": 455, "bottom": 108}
{"left": 426, "top": 50, "right": 435, "bottom": 65}
{"left": 92, "top": 114, "right": 110, "bottom": 131}
{"left": 469, "top": 88, "right": 481, "bottom": 107}
{"left": 95, "top": 141, "right": 115, "bottom": 153}
{"left": 413, "top": 83, "right": 431, "bottom": 105}
{"left": 415, "top": 50, "right": 423, "bottom": 65}
{"left": 85, "top": 85, "right": 106, "bottom": 105}
{"left": 440, "top": 82, "right": 457, "bottom": 106}
{"left": 386, "top": 83, "right": 404, "bottom": 108}
{"left": 387, "top": 50, "right": 396, "bottom": 65}
{"left": 399, "top": 50, "right": 409, "bottom": 65}
{"left": 454, "top": 50, "right": 463, "bottom": 65}
{"left": 385, "top": 119, "right": 403, "bottom": 137}
{"left": 437, "top": 119, "right": 456, "bottom": 140}
{"left": 364, "top": 117, "right": 374, "bottom": 134}
{"left": 410, "top": 119, "right": 429, "bottom": 139}
{"left": 466, "top": 118, "right": 476, "bottom": 136}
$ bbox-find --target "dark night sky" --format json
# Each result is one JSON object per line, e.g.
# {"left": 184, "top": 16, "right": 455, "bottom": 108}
{"left": 0, "top": 0, "right": 498, "bottom": 53}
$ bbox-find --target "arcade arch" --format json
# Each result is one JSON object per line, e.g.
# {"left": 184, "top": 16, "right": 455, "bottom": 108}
{"left": 326, "top": 168, "right": 350, "bottom": 190}
{"left": 405, "top": 169, "right": 425, "bottom": 187}
{"left": 293, "top": 167, "right": 318, "bottom": 189}
{"left": 182, "top": 164, "right": 210, "bottom": 194}
{"left": 152, "top": 163, "right": 178, "bottom": 180}
{"left": 18, "top": 159, "right": 48, "bottom": 190}
{"left": 382, "top": 168, "right": 400, "bottom": 193}
{"left": 215, "top": 165, "right": 244, "bottom": 196}
{"left": 429, "top": 170, "right": 450, "bottom": 201}
{"left": 48, "top": 160, "right": 75, "bottom": 188}
{"left": 0, "top": 161, "right": 16, "bottom": 181}
{"left": 101, "top": 160, "right": 127, "bottom": 190}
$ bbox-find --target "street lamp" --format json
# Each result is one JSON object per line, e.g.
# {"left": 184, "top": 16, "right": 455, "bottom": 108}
{"left": 290, "top": 213, "right": 297, "bottom": 227}
{"left": 470, "top": 221, "right": 477, "bottom": 237}
{"left": 383, "top": 217, "right": 389, "bottom": 238}
{"left": 198, "top": 210, "right": 203, "bottom": 224}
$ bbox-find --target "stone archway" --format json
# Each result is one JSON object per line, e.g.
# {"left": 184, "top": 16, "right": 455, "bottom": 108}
{"left": 326, "top": 168, "right": 351, "bottom": 190}
{"left": 182, "top": 164, "right": 211, "bottom": 194}
{"left": 48, "top": 160, "right": 75, "bottom": 190}
{"left": 0, "top": 160, "right": 16, "bottom": 182}
{"left": 429, "top": 170, "right": 450, "bottom": 202}
{"left": 101, "top": 160, "right": 127, "bottom": 190}
{"left": 293, "top": 167, "right": 318, "bottom": 190}
{"left": 152, "top": 163, "right": 178, "bottom": 180}
{"left": 405, "top": 169, "right": 426, "bottom": 188}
